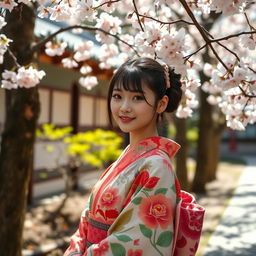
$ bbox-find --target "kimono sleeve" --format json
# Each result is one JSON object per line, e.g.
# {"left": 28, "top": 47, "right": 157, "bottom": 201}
{"left": 85, "top": 155, "right": 177, "bottom": 256}
{"left": 64, "top": 208, "right": 89, "bottom": 256}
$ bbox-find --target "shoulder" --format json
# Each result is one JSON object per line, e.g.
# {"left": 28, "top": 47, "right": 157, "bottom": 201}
{"left": 140, "top": 148, "right": 174, "bottom": 173}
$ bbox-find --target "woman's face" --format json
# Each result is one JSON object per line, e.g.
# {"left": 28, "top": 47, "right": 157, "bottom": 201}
{"left": 110, "top": 83, "right": 159, "bottom": 137}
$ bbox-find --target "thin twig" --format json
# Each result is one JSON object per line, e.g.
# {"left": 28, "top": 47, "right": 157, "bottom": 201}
{"left": 7, "top": 48, "right": 20, "bottom": 67}
{"left": 93, "top": 0, "right": 120, "bottom": 9}
{"left": 239, "top": 85, "right": 256, "bottom": 98}
{"left": 184, "top": 43, "right": 207, "bottom": 60}
{"left": 211, "top": 30, "right": 256, "bottom": 43}
{"left": 178, "top": 0, "right": 210, "bottom": 42}
{"left": 244, "top": 12, "right": 255, "bottom": 30}
{"left": 178, "top": 0, "right": 240, "bottom": 73}
{"left": 249, "top": 67, "right": 256, "bottom": 74}
{"left": 132, "top": 0, "right": 144, "bottom": 32}
{"left": 216, "top": 41, "right": 240, "bottom": 62}
{"left": 137, "top": 13, "right": 194, "bottom": 26}
{"left": 31, "top": 25, "right": 139, "bottom": 56}
{"left": 209, "top": 42, "right": 230, "bottom": 72}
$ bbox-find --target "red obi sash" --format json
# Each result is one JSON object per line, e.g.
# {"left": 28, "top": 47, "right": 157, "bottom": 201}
{"left": 86, "top": 216, "right": 111, "bottom": 248}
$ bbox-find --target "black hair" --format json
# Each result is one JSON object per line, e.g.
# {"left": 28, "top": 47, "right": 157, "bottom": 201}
{"left": 107, "top": 57, "right": 182, "bottom": 125}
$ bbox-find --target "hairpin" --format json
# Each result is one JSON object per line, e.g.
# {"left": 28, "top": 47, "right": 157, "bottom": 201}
{"left": 163, "top": 64, "right": 170, "bottom": 89}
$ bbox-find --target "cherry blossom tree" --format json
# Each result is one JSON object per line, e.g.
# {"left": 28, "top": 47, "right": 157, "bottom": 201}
{"left": 0, "top": 0, "right": 255, "bottom": 254}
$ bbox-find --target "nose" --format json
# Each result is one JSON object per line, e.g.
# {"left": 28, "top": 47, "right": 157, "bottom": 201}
{"left": 120, "top": 99, "right": 131, "bottom": 113}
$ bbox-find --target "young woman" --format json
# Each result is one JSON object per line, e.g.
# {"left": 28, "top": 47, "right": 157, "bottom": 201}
{"left": 64, "top": 57, "right": 183, "bottom": 256}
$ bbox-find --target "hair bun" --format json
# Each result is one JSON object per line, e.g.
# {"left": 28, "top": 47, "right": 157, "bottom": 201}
{"left": 165, "top": 68, "right": 182, "bottom": 113}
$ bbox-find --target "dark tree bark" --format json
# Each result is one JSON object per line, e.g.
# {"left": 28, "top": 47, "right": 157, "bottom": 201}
{"left": 0, "top": 4, "right": 38, "bottom": 256}
{"left": 191, "top": 88, "right": 212, "bottom": 193}
{"left": 191, "top": 12, "right": 224, "bottom": 193}
{"left": 207, "top": 115, "right": 226, "bottom": 182}
{"left": 174, "top": 117, "right": 189, "bottom": 191}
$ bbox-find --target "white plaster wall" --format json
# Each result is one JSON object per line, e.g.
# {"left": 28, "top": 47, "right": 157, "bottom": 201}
{"left": 38, "top": 88, "right": 50, "bottom": 124}
{"left": 34, "top": 140, "right": 68, "bottom": 170}
{"left": 96, "top": 98, "right": 108, "bottom": 126}
{"left": 52, "top": 91, "right": 70, "bottom": 125}
{"left": 79, "top": 95, "right": 94, "bottom": 126}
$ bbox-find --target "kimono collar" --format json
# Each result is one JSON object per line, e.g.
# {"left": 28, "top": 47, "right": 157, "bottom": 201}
{"left": 128, "top": 136, "right": 180, "bottom": 159}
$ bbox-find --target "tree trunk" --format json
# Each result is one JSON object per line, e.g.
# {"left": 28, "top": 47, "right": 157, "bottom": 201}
{"left": 191, "top": 88, "right": 213, "bottom": 193}
{"left": 207, "top": 117, "right": 226, "bottom": 182}
{"left": 174, "top": 117, "right": 189, "bottom": 191}
{"left": 0, "top": 4, "right": 38, "bottom": 256}
{"left": 191, "top": 13, "right": 223, "bottom": 193}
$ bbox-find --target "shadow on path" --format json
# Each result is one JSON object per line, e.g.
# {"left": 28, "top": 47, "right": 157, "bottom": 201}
{"left": 203, "top": 158, "right": 256, "bottom": 256}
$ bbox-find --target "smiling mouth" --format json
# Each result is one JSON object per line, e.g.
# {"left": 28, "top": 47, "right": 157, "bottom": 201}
{"left": 119, "top": 116, "right": 135, "bottom": 123}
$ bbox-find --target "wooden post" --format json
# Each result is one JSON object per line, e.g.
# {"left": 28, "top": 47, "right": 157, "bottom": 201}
{"left": 70, "top": 82, "right": 80, "bottom": 190}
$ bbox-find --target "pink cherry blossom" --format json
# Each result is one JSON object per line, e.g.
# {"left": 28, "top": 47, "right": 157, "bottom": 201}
{"left": 79, "top": 76, "right": 98, "bottom": 90}
{"left": 95, "top": 13, "right": 122, "bottom": 44}
{"left": 1, "top": 70, "right": 18, "bottom": 89}
{"left": 1, "top": 80, "right": 18, "bottom": 89}
{"left": 16, "top": 66, "right": 46, "bottom": 88}
{"left": 45, "top": 41, "right": 67, "bottom": 57}
{"left": 38, "top": 6, "right": 50, "bottom": 19}
{"left": 0, "top": 0, "right": 17, "bottom": 11}
{"left": 61, "top": 58, "right": 78, "bottom": 68}
{"left": 0, "top": 34, "right": 13, "bottom": 50}
{"left": 73, "top": 0, "right": 95, "bottom": 23}
{"left": 80, "top": 65, "right": 92, "bottom": 75}
{"left": 74, "top": 41, "right": 94, "bottom": 62}
{"left": 49, "top": 2, "right": 72, "bottom": 22}
{"left": 207, "top": 95, "right": 222, "bottom": 105}
{"left": 176, "top": 105, "right": 193, "bottom": 118}
{"left": 0, "top": 16, "right": 6, "bottom": 29}
{"left": 2, "top": 70, "right": 17, "bottom": 82}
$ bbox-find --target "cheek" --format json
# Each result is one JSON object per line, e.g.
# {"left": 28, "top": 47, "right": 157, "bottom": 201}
{"left": 110, "top": 100, "right": 118, "bottom": 115}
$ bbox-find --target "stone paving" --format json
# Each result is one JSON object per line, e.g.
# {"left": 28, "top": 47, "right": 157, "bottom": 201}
{"left": 203, "top": 156, "right": 256, "bottom": 256}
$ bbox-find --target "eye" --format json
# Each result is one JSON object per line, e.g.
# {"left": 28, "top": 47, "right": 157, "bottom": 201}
{"left": 133, "top": 95, "right": 145, "bottom": 101}
{"left": 112, "top": 93, "right": 121, "bottom": 99}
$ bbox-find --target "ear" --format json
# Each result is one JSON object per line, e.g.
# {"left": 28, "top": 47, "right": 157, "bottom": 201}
{"left": 156, "top": 95, "right": 169, "bottom": 114}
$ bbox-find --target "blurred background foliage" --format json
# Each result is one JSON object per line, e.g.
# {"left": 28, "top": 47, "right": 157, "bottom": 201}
{"left": 37, "top": 124, "right": 123, "bottom": 169}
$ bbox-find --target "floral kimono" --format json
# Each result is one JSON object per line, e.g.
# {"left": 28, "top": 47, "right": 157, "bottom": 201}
{"left": 64, "top": 136, "right": 181, "bottom": 256}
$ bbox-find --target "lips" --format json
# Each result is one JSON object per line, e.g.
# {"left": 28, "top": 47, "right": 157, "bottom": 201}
{"left": 119, "top": 116, "right": 134, "bottom": 123}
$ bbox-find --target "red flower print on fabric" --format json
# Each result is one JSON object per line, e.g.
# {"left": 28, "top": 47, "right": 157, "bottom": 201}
{"left": 100, "top": 187, "right": 120, "bottom": 208}
{"left": 92, "top": 241, "right": 109, "bottom": 256}
{"left": 138, "top": 194, "right": 173, "bottom": 229}
{"left": 133, "top": 238, "right": 140, "bottom": 246}
{"left": 122, "top": 171, "right": 160, "bottom": 208}
{"left": 134, "top": 170, "right": 160, "bottom": 189}
{"left": 128, "top": 249, "right": 143, "bottom": 256}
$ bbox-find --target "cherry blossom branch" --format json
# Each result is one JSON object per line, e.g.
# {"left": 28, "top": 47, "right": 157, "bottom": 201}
{"left": 31, "top": 25, "right": 139, "bottom": 56}
{"left": 216, "top": 41, "right": 240, "bottom": 62}
{"left": 178, "top": 0, "right": 235, "bottom": 72}
{"left": 239, "top": 85, "right": 256, "bottom": 98}
{"left": 137, "top": 13, "right": 194, "bottom": 26}
{"left": 211, "top": 30, "right": 256, "bottom": 43}
{"left": 208, "top": 43, "right": 230, "bottom": 72}
{"left": 6, "top": 48, "right": 20, "bottom": 68}
{"left": 249, "top": 67, "right": 256, "bottom": 74}
{"left": 244, "top": 12, "right": 255, "bottom": 30}
{"left": 93, "top": 0, "right": 120, "bottom": 9}
{"left": 184, "top": 43, "right": 207, "bottom": 60}
{"left": 132, "top": 0, "right": 144, "bottom": 32}
{"left": 178, "top": 0, "right": 210, "bottom": 42}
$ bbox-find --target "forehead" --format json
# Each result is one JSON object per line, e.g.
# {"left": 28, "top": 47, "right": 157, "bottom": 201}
{"left": 113, "top": 80, "right": 144, "bottom": 93}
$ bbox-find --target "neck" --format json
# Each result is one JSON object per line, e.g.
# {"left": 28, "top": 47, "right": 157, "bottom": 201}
{"left": 129, "top": 128, "right": 158, "bottom": 148}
